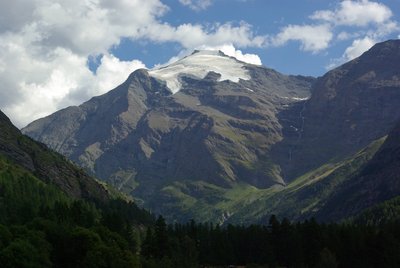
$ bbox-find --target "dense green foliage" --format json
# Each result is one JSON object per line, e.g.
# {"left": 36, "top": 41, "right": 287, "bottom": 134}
{"left": 140, "top": 215, "right": 400, "bottom": 268}
{"left": 353, "top": 195, "right": 400, "bottom": 226}
{"left": 0, "top": 157, "right": 153, "bottom": 267}
{"left": 2, "top": 152, "right": 400, "bottom": 267}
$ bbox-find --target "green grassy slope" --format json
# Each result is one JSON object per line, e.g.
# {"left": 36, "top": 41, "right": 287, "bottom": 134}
{"left": 149, "top": 136, "right": 386, "bottom": 224}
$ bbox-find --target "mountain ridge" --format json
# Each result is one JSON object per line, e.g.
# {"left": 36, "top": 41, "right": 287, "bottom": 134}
{"left": 273, "top": 39, "right": 400, "bottom": 181}
{"left": 22, "top": 39, "right": 400, "bottom": 223}
{"left": 0, "top": 109, "right": 110, "bottom": 202}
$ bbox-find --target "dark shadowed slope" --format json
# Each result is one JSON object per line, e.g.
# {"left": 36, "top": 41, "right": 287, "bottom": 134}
{"left": 0, "top": 109, "right": 110, "bottom": 201}
{"left": 317, "top": 120, "right": 400, "bottom": 221}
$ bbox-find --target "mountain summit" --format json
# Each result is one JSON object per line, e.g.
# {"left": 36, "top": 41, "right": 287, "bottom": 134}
{"left": 23, "top": 49, "right": 313, "bottom": 222}
{"left": 149, "top": 50, "right": 253, "bottom": 93}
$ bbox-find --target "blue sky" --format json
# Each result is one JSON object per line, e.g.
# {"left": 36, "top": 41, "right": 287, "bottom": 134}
{"left": 113, "top": 0, "right": 400, "bottom": 76}
{"left": 0, "top": 0, "right": 399, "bottom": 127}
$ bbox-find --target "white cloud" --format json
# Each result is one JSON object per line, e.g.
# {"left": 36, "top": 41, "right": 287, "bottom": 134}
{"left": 271, "top": 24, "right": 333, "bottom": 52}
{"left": 368, "top": 20, "right": 399, "bottom": 39}
{"left": 343, "top": 36, "right": 375, "bottom": 60}
{"left": 296, "top": 0, "right": 398, "bottom": 66}
{"left": 141, "top": 21, "right": 265, "bottom": 49}
{"left": 179, "top": 0, "right": 213, "bottom": 11}
{"left": 337, "top": 31, "right": 360, "bottom": 41}
{"left": 7, "top": 0, "right": 169, "bottom": 56}
{"left": 317, "top": 1, "right": 398, "bottom": 70}
{"left": 310, "top": 0, "right": 398, "bottom": 44}
{"left": 310, "top": 0, "right": 393, "bottom": 27}
{"left": 0, "top": 0, "right": 167, "bottom": 127}
{"left": 0, "top": 0, "right": 266, "bottom": 128}
{"left": 0, "top": 45, "right": 92, "bottom": 126}
{"left": 198, "top": 44, "right": 262, "bottom": 65}
{"left": 1, "top": 44, "right": 146, "bottom": 127}
{"left": 270, "top": 0, "right": 397, "bottom": 55}
{"left": 94, "top": 54, "right": 146, "bottom": 94}
{"left": 326, "top": 36, "right": 375, "bottom": 70}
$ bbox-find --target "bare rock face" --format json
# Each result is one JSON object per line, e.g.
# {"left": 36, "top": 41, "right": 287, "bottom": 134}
{"left": 0, "top": 110, "right": 110, "bottom": 201}
{"left": 273, "top": 39, "right": 400, "bottom": 181}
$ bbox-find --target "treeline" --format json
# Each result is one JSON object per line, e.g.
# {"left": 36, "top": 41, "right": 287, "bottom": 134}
{"left": 0, "top": 157, "right": 153, "bottom": 267}
{"left": 0, "top": 203, "right": 153, "bottom": 268}
{"left": 2, "top": 156, "right": 400, "bottom": 267}
{"left": 3, "top": 213, "right": 400, "bottom": 268}
{"left": 142, "top": 215, "right": 400, "bottom": 267}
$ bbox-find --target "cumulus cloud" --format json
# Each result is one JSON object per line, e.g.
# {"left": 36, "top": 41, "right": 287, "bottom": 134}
{"left": 0, "top": 0, "right": 266, "bottom": 127}
{"left": 141, "top": 21, "right": 265, "bottom": 49}
{"left": 343, "top": 36, "right": 375, "bottom": 60}
{"left": 198, "top": 44, "right": 262, "bottom": 65}
{"left": 337, "top": 31, "right": 360, "bottom": 41}
{"left": 270, "top": 0, "right": 398, "bottom": 55}
{"left": 326, "top": 36, "right": 375, "bottom": 70}
{"left": 310, "top": 0, "right": 398, "bottom": 61}
{"left": 310, "top": 0, "right": 393, "bottom": 27}
{"left": 2, "top": 0, "right": 169, "bottom": 56}
{"left": 179, "top": 0, "right": 213, "bottom": 11}
{"left": 316, "top": 1, "right": 399, "bottom": 70}
{"left": 271, "top": 24, "right": 333, "bottom": 52}
{"left": 1, "top": 43, "right": 146, "bottom": 127}
{"left": 219, "top": 45, "right": 262, "bottom": 65}
{"left": 94, "top": 55, "right": 146, "bottom": 94}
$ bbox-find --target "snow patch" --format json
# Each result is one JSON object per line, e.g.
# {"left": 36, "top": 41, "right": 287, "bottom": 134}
{"left": 291, "top": 97, "right": 309, "bottom": 101}
{"left": 149, "top": 50, "right": 251, "bottom": 94}
{"left": 279, "top": 96, "right": 310, "bottom": 101}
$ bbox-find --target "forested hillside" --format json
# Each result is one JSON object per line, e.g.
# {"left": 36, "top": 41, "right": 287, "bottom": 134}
{"left": 2, "top": 107, "right": 400, "bottom": 267}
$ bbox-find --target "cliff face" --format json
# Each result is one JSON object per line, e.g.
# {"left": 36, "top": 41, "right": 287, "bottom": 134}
{"left": 274, "top": 39, "right": 400, "bottom": 181}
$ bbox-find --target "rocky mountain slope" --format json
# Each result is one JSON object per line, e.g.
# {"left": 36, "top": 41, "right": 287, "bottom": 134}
{"left": 23, "top": 50, "right": 314, "bottom": 219}
{"left": 273, "top": 40, "right": 400, "bottom": 181}
{"left": 0, "top": 109, "right": 110, "bottom": 201}
{"left": 22, "top": 40, "right": 400, "bottom": 223}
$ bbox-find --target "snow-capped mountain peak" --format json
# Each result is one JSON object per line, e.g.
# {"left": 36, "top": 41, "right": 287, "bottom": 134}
{"left": 148, "top": 50, "right": 251, "bottom": 94}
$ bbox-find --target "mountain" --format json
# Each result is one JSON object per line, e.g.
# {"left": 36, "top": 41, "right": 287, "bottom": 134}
{"left": 22, "top": 40, "right": 400, "bottom": 223}
{"left": 23, "top": 50, "right": 314, "bottom": 221}
{"left": 273, "top": 39, "right": 400, "bottom": 181}
{"left": 0, "top": 109, "right": 157, "bottom": 267}
{"left": 3, "top": 113, "right": 400, "bottom": 267}
{"left": 317, "top": 119, "right": 400, "bottom": 221}
{"left": 0, "top": 109, "right": 110, "bottom": 201}
{"left": 249, "top": 39, "right": 400, "bottom": 222}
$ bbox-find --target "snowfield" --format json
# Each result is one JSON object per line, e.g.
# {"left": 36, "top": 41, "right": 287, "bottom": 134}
{"left": 149, "top": 50, "right": 251, "bottom": 94}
